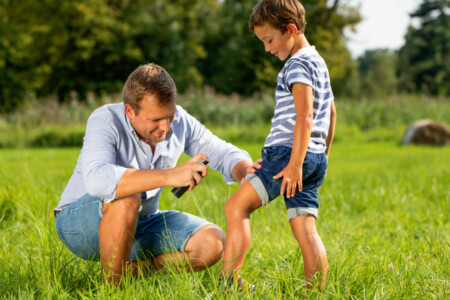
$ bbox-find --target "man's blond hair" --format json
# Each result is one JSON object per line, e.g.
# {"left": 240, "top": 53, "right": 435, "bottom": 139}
{"left": 122, "top": 63, "right": 176, "bottom": 113}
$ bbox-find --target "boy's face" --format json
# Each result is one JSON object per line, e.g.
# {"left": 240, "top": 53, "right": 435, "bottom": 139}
{"left": 254, "top": 23, "right": 295, "bottom": 61}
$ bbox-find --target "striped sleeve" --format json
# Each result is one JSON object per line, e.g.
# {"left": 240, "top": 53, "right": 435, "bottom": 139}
{"left": 285, "top": 61, "right": 312, "bottom": 91}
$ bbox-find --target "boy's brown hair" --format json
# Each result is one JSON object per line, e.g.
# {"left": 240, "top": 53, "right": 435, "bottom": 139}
{"left": 249, "top": 0, "right": 306, "bottom": 34}
{"left": 122, "top": 63, "right": 176, "bottom": 114}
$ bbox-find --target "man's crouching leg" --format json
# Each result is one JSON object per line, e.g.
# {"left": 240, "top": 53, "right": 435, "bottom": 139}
{"left": 98, "top": 194, "right": 141, "bottom": 285}
{"left": 155, "top": 224, "right": 225, "bottom": 272}
{"left": 185, "top": 225, "right": 226, "bottom": 270}
{"left": 129, "top": 224, "right": 225, "bottom": 274}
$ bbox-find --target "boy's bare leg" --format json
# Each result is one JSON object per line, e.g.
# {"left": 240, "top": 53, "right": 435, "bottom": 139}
{"left": 99, "top": 194, "right": 141, "bottom": 285}
{"left": 289, "top": 215, "right": 327, "bottom": 290}
{"left": 222, "top": 181, "right": 261, "bottom": 277}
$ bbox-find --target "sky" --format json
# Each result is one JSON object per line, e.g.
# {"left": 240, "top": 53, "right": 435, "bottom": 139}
{"left": 345, "top": 0, "right": 423, "bottom": 58}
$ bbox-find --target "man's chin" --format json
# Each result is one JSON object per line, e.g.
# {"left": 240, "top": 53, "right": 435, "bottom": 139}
{"left": 153, "top": 134, "right": 166, "bottom": 142}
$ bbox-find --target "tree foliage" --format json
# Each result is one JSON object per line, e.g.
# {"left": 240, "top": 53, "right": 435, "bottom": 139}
{"left": 358, "top": 49, "right": 398, "bottom": 97}
{"left": 199, "top": 0, "right": 361, "bottom": 96}
{"left": 0, "top": 0, "right": 361, "bottom": 112}
{"left": 397, "top": 0, "right": 450, "bottom": 95}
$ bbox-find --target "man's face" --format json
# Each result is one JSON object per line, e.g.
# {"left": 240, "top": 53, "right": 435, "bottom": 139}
{"left": 125, "top": 94, "right": 176, "bottom": 147}
{"left": 254, "top": 23, "right": 294, "bottom": 61}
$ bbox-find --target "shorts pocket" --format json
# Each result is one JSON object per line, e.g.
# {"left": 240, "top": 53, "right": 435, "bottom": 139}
{"left": 313, "top": 159, "right": 328, "bottom": 188}
{"left": 302, "top": 155, "right": 316, "bottom": 180}
{"left": 263, "top": 146, "right": 291, "bottom": 162}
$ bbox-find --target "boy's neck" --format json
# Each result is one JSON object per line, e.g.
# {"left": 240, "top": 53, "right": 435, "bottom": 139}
{"left": 290, "top": 34, "right": 310, "bottom": 56}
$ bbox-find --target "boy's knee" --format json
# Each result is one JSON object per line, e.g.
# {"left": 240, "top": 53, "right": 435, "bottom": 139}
{"left": 224, "top": 182, "right": 262, "bottom": 217}
{"left": 224, "top": 199, "right": 234, "bottom": 215}
{"left": 224, "top": 198, "right": 245, "bottom": 217}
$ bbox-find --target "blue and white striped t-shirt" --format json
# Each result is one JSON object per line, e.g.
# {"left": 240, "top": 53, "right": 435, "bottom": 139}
{"left": 264, "top": 46, "right": 334, "bottom": 153}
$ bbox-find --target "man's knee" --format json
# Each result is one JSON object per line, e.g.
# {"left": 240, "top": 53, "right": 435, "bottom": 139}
{"left": 203, "top": 225, "right": 226, "bottom": 254}
{"left": 185, "top": 225, "right": 225, "bottom": 267}
{"left": 102, "top": 193, "right": 141, "bottom": 217}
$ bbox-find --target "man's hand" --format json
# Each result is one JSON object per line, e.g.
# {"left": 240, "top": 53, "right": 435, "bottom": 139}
{"left": 239, "top": 158, "right": 263, "bottom": 184}
{"left": 273, "top": 163, "right": 302, "bottom": 198}
{"left": 248, "top": 158, "right": 263, "bottom": 174}
{"left": 166, "top": 153, "right": 209, "bottom": 191}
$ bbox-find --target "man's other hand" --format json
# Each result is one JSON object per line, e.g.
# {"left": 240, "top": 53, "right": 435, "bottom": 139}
{"left": 240, "top": 158, "right": 263, "bottom": 184}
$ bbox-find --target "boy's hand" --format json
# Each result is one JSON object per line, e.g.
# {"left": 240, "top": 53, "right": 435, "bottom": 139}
{"left": 273, "top": 163, "right": 302, "bottom": 198}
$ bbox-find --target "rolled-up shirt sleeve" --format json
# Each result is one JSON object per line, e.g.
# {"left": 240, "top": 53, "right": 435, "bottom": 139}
{"left": 81, "top": 115, "right": 127, "bottom": 202}
{"left": 181, "top": 109, "right": 251, "bottom": 184}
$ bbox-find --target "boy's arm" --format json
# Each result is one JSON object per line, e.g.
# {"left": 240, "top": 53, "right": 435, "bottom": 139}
{"left": 325, "top": 100, "right": 336, "bottom": 157}
{"left": 273, "top": 83, "right": 313, "bottom": 198}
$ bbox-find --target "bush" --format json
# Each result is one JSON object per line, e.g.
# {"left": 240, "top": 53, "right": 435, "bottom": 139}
{"left": 0, "top": 92, "right": 448, "bottom": 148}
{"left": 30, "top": 129, "right": 84, "bottom": 147}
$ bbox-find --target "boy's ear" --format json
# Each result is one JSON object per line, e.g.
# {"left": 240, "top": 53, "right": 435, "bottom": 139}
{"left": 287, "top": 23, "right": 298, "bottom": 37}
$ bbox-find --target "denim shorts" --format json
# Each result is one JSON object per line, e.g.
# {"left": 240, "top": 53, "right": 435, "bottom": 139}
{"left": 55, "top": 194, "right": 212, "bottom": 261}
{"left": 247, "top": 146, "right": 327, "bottom": 220}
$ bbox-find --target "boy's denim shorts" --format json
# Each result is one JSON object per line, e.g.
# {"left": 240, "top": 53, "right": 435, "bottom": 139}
{"left": 246, "top": 146, "right": 327, "bottom": 221}
{"left": 55, "top": 193, "right": 212, "bottom": 261}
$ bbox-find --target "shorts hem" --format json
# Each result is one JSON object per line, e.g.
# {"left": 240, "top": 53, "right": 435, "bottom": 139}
{"left": 179, "top": 222, "right": 214, "bottom": 252}
{"left": 246, "top": 173, "right": 269, "bottom": 206}
{"left": 287, "top": 207, "right": 318, "bottom": 221}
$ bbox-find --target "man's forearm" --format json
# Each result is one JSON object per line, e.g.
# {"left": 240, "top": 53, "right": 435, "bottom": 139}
{"left": 115, "top": 156, "right": 209, "bottom": 198}
{"left": 115, "top": 168, "right": 169, "bottom": 198}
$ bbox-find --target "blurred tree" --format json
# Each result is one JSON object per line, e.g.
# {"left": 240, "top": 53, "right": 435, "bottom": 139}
{"left": 0, "top": 0, "right": 362, "bottom": 112}
{"left": 0, "top": 0, "right": 54, "bottom": 112}
{"left": 0, "top": 0, "right": 140, "bottom": 109}
{"left": 199, "top": 0, "right": 282, "bottom": 96}
{"left": 397, "top": 0, "right": 449, "bottom": 95}
{"left": 358, "top": 49, "right": 398, "bottom": 97}
{"left": 303, "top": 0, "right": 361, "bottom": 96}
{"left": 126, "top": 0, "right": 220, "bottom": 93}
{"left": 199, "top": 0, "right": 361, "bottom": 96}
{"left": 45, "top": 1, "right": 141, "bottom": 100}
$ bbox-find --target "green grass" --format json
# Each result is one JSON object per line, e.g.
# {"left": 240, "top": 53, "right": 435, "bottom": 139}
{"left": 0, "top": 135, "right": 449, "bottom": 298}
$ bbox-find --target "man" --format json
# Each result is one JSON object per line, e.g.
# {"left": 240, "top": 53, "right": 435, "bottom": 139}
{"left": 54, "top": 63, "right": 257, "bottom": 284}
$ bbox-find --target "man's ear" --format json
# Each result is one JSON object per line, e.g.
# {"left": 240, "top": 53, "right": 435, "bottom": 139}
{"left": 124, "top": 103, "right": 135, "bottom": 120}
{"left": 287, "top": 23, "right": 298, "bottom": 37}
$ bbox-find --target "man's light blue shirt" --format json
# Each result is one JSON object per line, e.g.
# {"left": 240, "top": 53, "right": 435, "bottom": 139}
{"left": 56, "top": 103, "right": 250, "bottom": 217}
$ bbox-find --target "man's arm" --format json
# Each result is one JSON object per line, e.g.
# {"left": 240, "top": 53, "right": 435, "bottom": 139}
{"left": 81, "top": 109, "right": 209, "bottom": 201}
{"left": 115, "top": 153, "right": 209, "bottom": 198}
{"left": 180, "top": 107, "right": 252, "bottom": 184}
{"left": 231, "top": 159, "right": 253, "bottom": 182}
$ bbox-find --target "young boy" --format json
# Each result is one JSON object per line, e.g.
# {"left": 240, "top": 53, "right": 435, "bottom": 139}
{"left": 221, "top": 0, "right": 337, "bottom": 292}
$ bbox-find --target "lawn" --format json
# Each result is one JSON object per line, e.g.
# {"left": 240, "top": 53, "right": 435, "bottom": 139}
{"left": 0, "top": 134, "right": 448, "bottom": 298}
